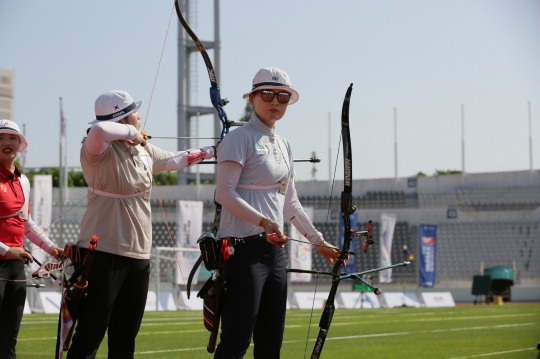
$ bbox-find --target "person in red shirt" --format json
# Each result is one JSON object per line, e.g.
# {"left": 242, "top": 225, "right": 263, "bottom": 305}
{"left": 0, "top": 119, "right": 63, "bottom": 359}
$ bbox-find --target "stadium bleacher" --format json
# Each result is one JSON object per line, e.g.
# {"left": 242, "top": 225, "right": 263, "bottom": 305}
{"left": 43, "top": 170, "right": 540, "bottom": 300}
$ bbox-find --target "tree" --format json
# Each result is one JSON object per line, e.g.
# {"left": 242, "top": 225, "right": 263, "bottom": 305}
{"left": 434, "top": 169, "right": 462, "bottom": 176}
{"left": 310, "top": 151, "right": 317, "bottom": 180}
{"left": 239, "top": 100, "right": 254, "bottom": 122}
{"left": 154, "top": 171, "right": 177, "bottom": 186}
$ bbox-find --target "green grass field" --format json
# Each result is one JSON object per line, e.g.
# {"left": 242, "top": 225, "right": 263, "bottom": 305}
{"left": 17, "top": 303, "right": 540, "bottom": 358}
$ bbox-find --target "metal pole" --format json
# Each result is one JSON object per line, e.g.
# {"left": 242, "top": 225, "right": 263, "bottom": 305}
{"left": 328, "top": 111, "right": 331, "bottom": 190}
{"left": 461, "top": 104, "right": 465, "bottom": 174}
{"left": 196, "top": 112, "right": 200, "bottom": 199}
{"left": 528, "top": 100, "right": 533, "bottom": 172}
{"left": 58, "top": 97, "right": 64, "bottom": 247}
{"left": 155, "top": 247, "right": 160, "bottom": 311}
{"left": 21, "top": 124, "right": 26, "bottom": 168}
{"left": 394, "top": 107, "right": 398, "bottom": 181}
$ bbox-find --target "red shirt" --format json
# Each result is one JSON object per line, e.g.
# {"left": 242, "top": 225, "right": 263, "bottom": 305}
{"left": 0, "top": 165, "right": 26, "bottom": 256}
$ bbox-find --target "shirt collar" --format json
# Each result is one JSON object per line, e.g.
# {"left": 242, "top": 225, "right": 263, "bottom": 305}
{"left": 0, "top": 165, "right": 17, "bottom": 180}
{"left": 248, "top": 113, "right": 275, "bottom": 136}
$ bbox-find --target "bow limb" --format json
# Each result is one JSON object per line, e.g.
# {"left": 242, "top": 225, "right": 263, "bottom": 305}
{"left": 174, "top": 1, "right": 227, "bottom": 353}
{"left": 310, "top": 83, "right": 354, "bottom": 359}
{"left": 174, "top": 0, "right": 232, "bottom": 141}
{"left": 173, "top": 0, "right": 230, "bottom": 236}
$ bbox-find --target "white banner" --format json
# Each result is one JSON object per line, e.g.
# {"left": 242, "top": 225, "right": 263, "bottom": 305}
{"left": 379, "top": 212, "right": 396, "bottom": 283}
{"left": 175, "top": 201, "right": 203, "bottom": 285}
{"left": 145, "top": 291, "right": 178, "bottom": 311}
{"left": 382, "top": 292, "right": 421, "bottom": 308}
{"left": 421, "top": 292, "right": 455, "bottom": 307}
{"left": 294, "top": 291, "right": 335, "bottom": 309}
{"left": 29, "top": 175, "right": 52, "bottom": 272}
{"left": 38, "top": 291, "right": 62, "bottom": 313}
{"left": 289, "top": 207, "right": 313, "bottom": 282}
{"left": 340, "top": 292, "right": 381, "bottom": 309}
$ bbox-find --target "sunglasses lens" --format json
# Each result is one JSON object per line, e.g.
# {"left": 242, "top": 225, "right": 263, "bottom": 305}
{"left": 260, "top": 90, "right": 275, "bottom": 102}
{"left": 259, "top": 90, "right": 291, "bottom": 104}
{"left": 277, "top": 92, "right": 291, "bottom": 104}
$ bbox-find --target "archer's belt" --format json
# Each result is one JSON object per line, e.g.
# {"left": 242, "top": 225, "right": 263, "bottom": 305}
{"left": 224, "top": 233, "right": 267, "bottom": 246}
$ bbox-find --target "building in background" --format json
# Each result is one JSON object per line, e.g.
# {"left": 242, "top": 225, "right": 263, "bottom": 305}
{"left": 0, "top": 68, "right": 15, "bottom": 121}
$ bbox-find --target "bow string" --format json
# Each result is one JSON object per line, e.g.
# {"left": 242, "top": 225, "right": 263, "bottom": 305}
{"left": 289, "top": 84, "right": 408, "bottom": 358}
{"left": 310, "top": 83, "right": 355, "bottom": 358}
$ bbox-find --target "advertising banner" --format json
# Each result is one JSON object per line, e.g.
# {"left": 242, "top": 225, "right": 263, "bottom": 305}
{"left": 289, "top": 207, "right": 314, "bottom": 282}
{"left": 30, "top": 175, "right": 52, "bottom": 272}
{"left": 419, "top": 224, "right": 438, "bottom": 288}
{"left": 176, "top": 201, "right": 203, "bottom": 285}
{"left": 379, "top": 213, "right": 397, "bottom": 283}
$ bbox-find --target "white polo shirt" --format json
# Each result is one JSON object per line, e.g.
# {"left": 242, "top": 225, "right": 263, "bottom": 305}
{"left": 217, "top": 114, "right": 295, "bottom": 238}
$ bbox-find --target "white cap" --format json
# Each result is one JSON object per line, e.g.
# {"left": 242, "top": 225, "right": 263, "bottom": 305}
{"left": 242, "top": 67, "right": 299, "bottom": 104}
{"left": 0, "top": 119, "right": 28, "bottom": 151}
{"left": 90, "top": 90, "right": 143, "bottom": 124}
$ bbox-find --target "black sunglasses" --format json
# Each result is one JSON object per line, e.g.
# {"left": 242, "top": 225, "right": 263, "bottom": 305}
{"left": 257, "top": 89, "right": 292, "bottom": 104}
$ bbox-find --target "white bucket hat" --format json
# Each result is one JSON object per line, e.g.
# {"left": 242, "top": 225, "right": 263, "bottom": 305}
{"left": 90, "top": 90, "right": 143, "bottom": 124}
{"left": 0, "top": 119, "right": 28, "bottom": 151}
{"left": 242, "top": 67, "right": 299, "bottom": 105}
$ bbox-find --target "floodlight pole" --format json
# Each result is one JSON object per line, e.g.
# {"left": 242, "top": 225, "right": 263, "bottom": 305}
{"left": 394, "top": 107, "right": 398, "bottom": 183}
{"left": 461, "top": 104, "right": 465, "bottom": 175}
{"left": 528, "top": 100, "right": 533, "bottom": 172}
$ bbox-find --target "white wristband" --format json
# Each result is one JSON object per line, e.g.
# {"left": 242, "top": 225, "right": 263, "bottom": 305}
{"left": 0, "top": 242, "right": 9, "bottom": 256}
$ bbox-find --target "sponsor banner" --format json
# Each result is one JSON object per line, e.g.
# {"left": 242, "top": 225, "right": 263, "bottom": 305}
{"left": 29, "top": 175, "right": 52, "bottom": 272}
{"left": 32, "top": 175, "right": 53, "bottom": 228}
{"left": 382, "top": 292, "right": 421, "bottom": 308}
{"left": 178, "top": 291, "right": 204, "bottom": 310}
{"left": 340, "top": 292, "right": 381, "bottom": 309}
{"left": 24, "top": 298, "right": 31, "bottom": 314}
{"left": 339, "top": 212, "right": 358, "bottom": 275}
{"left": 145, "top": 291, "right": 178, "bottom": 311}
{"left": 294, "top": 292, "right": 337, "bottom": 309}
{"left": 38, "top": 291, "right": 62, "bottom": 313}
{"left": 289, "top": 207, "right": 314, "bottom": 282}
{"left": 176, "top": 201, "right": 203, "bottom": 285}
{"left": 419, "top": 224, "right": 438, "bottom": 288}
{"left": 379, "top": 213, "right": 397, "bottom": 283}
{"left": 421, "top": 292, "right": 455, "bottom": 307}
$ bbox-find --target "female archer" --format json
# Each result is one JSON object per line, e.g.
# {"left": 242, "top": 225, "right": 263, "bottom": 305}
{"left": 214, "top": 67, "right": 341, "bottom": 358}
{"left": 0, "top": 119, "right": 63, "bottom": 359}
{"left": 66, "top": 90, "right": 215, "bottom": 358}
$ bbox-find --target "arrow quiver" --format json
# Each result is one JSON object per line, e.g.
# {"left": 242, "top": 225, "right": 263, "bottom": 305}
{"left": 186, "top": 232, "right": 226, "bottom": 354}
{"left": 56, "top": 235, "right": 99, "bottom": 357}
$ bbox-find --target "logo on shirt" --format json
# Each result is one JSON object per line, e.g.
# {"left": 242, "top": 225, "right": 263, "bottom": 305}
{"left": 255, "top": 143, "right": 268, "bottom": 154}
{"left": 0, "top": 184, "right": 6, "bottom": 192}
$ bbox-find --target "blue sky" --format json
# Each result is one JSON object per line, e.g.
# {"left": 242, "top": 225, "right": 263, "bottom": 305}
{"left": 1, "top": 0, "right": 539, "bottom": 181}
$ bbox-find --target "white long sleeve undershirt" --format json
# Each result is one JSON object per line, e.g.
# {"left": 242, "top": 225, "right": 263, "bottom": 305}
{"left": 24, "top": 215, "right": 55, "bottom": 252}
{"left": 85, "top": 122, "right": 139, "bottom": 156}
{"left": 84, "top": 122, "right": 215, "bottom": 171}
